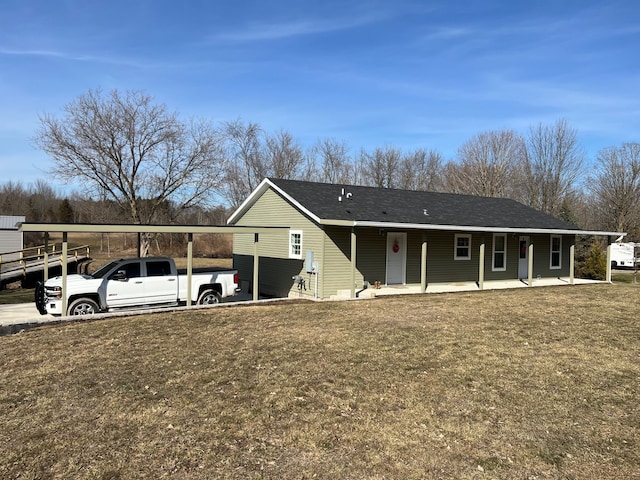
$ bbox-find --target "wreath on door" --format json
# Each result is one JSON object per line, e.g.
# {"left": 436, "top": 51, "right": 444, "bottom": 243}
{"left": 392, "top": 239, "right": 400, "bottom": 253}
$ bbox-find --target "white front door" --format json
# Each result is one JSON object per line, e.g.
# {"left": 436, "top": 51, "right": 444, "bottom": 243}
{"left": 518, "top": 236, "right": 530, "bottom": 279}
{"left": 386, "top": 232, "right": 407, "bottom": 285}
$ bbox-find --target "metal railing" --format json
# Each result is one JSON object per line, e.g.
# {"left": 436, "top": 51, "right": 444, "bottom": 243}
{"left": 0, "top": 244, "right": 91, "bottom": 277}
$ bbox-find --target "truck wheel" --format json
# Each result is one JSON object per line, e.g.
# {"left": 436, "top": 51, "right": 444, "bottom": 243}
{"left": 34, "top": 281, "right": 48, "bottom": 315}
{"left": 67, "top": 298, "right": 99, "bottom": 316}
{"left": 197, "top": 289, "right": 221, "bottom": 305}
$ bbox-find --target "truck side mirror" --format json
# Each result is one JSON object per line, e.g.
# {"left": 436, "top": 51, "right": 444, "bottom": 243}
{"left": 111, "top": 270, "right": 127, "bottom": 281}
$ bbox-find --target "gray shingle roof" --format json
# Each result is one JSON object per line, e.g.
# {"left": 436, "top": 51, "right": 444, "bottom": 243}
{"left": 268, "top": 178, "right": 579, "bottom": 231}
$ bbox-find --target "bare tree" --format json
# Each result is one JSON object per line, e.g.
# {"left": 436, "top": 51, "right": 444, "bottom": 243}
{"left": 359, "top": 146, "right": 402, "bottom": 188}
{"left": 221, "top": 119, "right": 265, "bottom": 208}
{"left": 589, "top": 142, "right": 640, "bottom": 235}
{"left": 523, "top": 119, "right": 585, "bottom": 216}
{"left": 445, "top": 130, "right": 526, "bottom": 197}
{"left": 34, "top": 88, "right": 224, "bottom": 256}
{"left": 27, "top": 179, "right": 59, "bottom": 222}
{"left": 311, "top": 138, "right": 353, "bottom": 184}
{"left": 264, "top": 129, "right": 305, "bottom": 179}
{"left": 397, "top": 148, "right": 445, "bottom": 192}
{"left": 0, "top": 181, "right": 28, "bottom": 216}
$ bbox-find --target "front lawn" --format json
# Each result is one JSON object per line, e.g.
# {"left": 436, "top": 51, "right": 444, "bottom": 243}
{"left": 1, "top": 284, "right": 638, "bottom": 479}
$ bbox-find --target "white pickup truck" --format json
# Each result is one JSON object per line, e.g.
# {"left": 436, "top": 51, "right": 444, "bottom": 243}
{"left": 35, "top": 257, "right": 240, "bottom": 316}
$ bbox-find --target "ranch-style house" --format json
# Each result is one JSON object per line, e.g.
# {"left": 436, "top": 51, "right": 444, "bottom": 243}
{"left": 228, "top": 178, "right": 624, "bottom": 300}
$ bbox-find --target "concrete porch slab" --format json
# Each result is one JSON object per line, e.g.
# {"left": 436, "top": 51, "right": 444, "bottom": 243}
{"left": 365, "top": 277, "right": 606, "bottom": 297}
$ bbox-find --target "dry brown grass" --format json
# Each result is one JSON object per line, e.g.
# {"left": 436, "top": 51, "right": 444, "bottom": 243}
{"left": 1, "top": 284, "right": 639, "bottom": 479}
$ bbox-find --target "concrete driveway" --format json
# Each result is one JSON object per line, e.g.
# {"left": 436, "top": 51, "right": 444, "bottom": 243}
{"left": 0, "top": 292, "right": 277, "bottom": 334}
{"left": 0, "top": 303, "right": 52, "bottom": 326}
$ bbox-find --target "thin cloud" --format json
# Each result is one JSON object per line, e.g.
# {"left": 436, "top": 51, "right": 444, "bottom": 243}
{"left": 423, "top": 26, "right": 476, "bottom": 40}
{"left": 0, "top": 46, "right": 137, "bottom": 65}
{"left": 0, "top": 45, "right": 234, "bottom": 71}
{"left": 207, "top": 12, "right": 387, "bottom": 43}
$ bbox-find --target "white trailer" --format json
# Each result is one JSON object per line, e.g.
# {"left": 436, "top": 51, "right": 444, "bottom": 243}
{"left": 610, "top": 242, "right": 638, "bottom": 269}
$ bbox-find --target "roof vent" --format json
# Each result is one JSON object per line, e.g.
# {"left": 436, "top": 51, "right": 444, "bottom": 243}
{"left": 338, "top": 188, "right": 353, "bottom": 203}
{"left": 423, "top": 209, "right": 429, "bottom": 216}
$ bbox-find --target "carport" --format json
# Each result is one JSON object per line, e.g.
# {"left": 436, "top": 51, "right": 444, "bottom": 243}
{"left": 17, "top": 222, "right": 287, "bottom": 314}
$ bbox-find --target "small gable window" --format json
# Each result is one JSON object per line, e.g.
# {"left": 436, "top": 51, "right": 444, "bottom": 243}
{"left": 289, "top": 230, "right": 303, "bottom": 259}
{"left": 454, "top": 234, "right": 471, "bottom": 260}
{"left": 550, "top": 235, "right": 562, "bottom": 269}
{"left": 492, "top": 234, "right": 507, "bottom": 271}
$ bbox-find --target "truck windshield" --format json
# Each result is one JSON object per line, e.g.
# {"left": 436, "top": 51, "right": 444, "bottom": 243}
{"left": 91, "top": 260, "right": 120, "bottom": 279}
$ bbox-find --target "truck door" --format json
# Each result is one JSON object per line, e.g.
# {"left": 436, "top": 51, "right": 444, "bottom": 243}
{"left": 105, "top": 260, "right": 144, "bottom": 308}
{"left": 143, "top": 259, "right": 178, "bottom": 305}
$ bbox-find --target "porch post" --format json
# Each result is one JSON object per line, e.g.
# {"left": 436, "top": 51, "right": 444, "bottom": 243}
{"left": 528, "top": 242, "right": 534, "bottom": 287}
{"left": 478, "top": 240, "right": 485, "bottom": 290}
{"left": 420, "top": 236, "right": 427, "bottom": 293}
{"left": 253, "top": 233, "right": 260, "bottom": 301}
{"left": 569, "top": 242, "right": 575, "bottom": 285}
{"left": 61, "top": 232, "right": 68, "bottom": 315}
{"left": 350, "top": 227, "right": 356, "bottom": 299}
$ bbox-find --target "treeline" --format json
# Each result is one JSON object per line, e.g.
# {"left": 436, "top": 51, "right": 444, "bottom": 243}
{"left": 3, "top": 117, "right": 640, "bottom": 242}
{"left": 219, "top": 119, "right": 640, "bottom": 239}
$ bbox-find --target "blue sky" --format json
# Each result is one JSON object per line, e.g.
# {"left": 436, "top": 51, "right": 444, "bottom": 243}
{"left": 1, "top": 0, "right": 639, "bottom": 193}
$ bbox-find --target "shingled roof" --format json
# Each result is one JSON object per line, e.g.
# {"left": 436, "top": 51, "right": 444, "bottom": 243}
{"left": 229, "top": 178, "right": 622, "bottom": 236}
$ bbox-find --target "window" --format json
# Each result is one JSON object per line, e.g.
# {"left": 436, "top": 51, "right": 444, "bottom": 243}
{"left": 492, "top": 234, "right": 507, "bottom": 271}
{"left": 289, "top": 230, "right": 302, "bottom": 259}
{"left": 109, "top": 261, "right": 141, "bottom": 280}
{"left": 454, "top": 234, "right": 471, "bottom": 260}
{"left": 550, "top": 235, "right": 562, "bottom": 269}
{"left": 146, "top": 260, "right": 171, "bottom": 277}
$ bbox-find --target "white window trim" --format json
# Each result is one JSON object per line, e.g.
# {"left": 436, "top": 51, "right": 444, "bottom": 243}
{"left": 492, "top": 233, "right": 507, "bottom": 272}
{"left": 454, "top": 233, "right": 472, "bottom": 260}
{"left": 289, "top": 230, "right": 303, "bottom": 259}
{"left": 550, "top": 235, "right": 562, "bottom": 269}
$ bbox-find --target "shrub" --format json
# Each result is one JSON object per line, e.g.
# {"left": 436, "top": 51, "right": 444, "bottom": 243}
{"left": 578, "top": 243, "right": 607, "bottom": 280}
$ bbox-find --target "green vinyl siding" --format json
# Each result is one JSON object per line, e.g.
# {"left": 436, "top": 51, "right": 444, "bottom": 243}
{"left": 483, "top": 234, "right": 518, "bottom": 281}
{"left": 528, "top": 234, "right": 573, "bottom": 278}
{"left": 354, "top": 228, "right": 386, "bottom": 286}
{"left": 424, "top": 231, "right": 480, "bottom": 283}
{"left": 321, "top": 226, "right": 362, "bottom": 295}
{"left": 232, "top": 188, "right": 324, "bottom": 298}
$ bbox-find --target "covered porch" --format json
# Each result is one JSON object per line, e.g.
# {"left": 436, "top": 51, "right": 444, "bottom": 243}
{"left": 342, "top": 224, "right": 622, "bottom": 299}
{"left": 334, "top": 277, "right": 607, "bottom": 300}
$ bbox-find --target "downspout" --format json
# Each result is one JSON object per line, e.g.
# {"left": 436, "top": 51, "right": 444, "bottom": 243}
{"left": 355, "top": 281, "right": 369, "bottom": 298}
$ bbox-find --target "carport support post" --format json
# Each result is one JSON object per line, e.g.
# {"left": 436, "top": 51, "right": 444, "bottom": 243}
{"left": 43, "top": 232, "right": 49, "bottom": 281}
{"left": 350, "top": 227, "right": 356, "bottom": 299}
{"left": 420, "top": 236, "right": 427, "bottom": 293}
{"left": 528, "top": 242, "right": 534, "bottom": 287}
{"left": 186, "top": 233, "right": 193, "bottom": 306}
{"left": 61, "top": 232, "right": 68, "bottom": 315}
{"left": 478, "top": 240, "right": 485, "bottom": 290}
{"left": 606, "top": 236, "right": 612, "bottom": 283}
{"left": 253, "top": 233, "right": 259, "bottom": 301}
{"left": 569, "top": 243, "right": 575, "bottom": 285}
